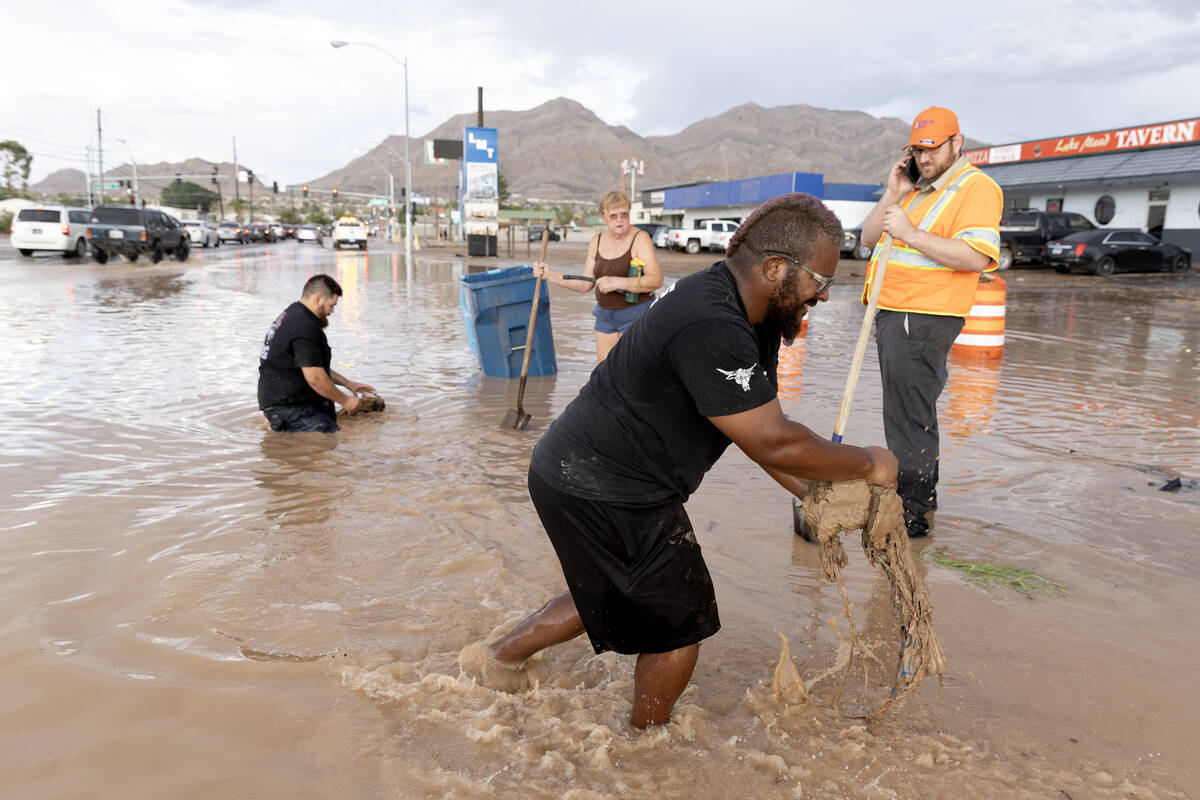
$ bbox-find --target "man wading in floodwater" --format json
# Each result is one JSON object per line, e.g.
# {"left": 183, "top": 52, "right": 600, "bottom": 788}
{"left": 460, "top": 193, "right": 899, "bottom": 728}
{"left": 257, "top": 274, "right": 375, "bottom": 433}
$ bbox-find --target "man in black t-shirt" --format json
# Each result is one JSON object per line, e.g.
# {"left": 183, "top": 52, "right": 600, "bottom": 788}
{"left": 257, "top": 274, "right": 375, "bottom": 433}
{"left": 460, "top": 193, "right": 899, "bottom": 728}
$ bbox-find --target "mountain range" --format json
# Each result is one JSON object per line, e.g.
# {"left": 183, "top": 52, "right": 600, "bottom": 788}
{"left": 30, "top": 99, "right": 986, "bottom": 205}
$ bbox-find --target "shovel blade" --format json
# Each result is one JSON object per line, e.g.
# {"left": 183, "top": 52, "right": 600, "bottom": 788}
{"left": 793, "top": 498, "right": 818, "bottom": 544}
{"left": 501, "top": 409, "right": 531, "bottom": 431}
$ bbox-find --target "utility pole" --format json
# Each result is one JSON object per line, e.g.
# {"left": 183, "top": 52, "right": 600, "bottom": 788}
{"left": 477, "top": 87, "right": 483, "bottom": 126}
{"left": 97, "top": 108, "right": 104, "bottom": 204}
{"left": 232, "top": 135, "right": 239, "bottom": 202}
{"left": 84, "top": 146, "right": 94, "bottom": 207}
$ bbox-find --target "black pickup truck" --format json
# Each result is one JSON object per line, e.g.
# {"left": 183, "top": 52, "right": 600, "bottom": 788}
{"left": 87, "top": 206, "right": 190, "bottom": 264}
{"left": 998, "top": 210, "right": 1095, "bottom": 269}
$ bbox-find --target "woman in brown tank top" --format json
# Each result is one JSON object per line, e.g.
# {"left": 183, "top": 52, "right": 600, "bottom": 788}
{"left": 534, "top": 190, "right": 663, "bottom": 362}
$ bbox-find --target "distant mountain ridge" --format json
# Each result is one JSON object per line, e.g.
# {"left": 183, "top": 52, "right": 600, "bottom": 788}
{"left": 31, "top": 99, "right": 987, "bottom": 205}
{"left": 309, "top": 98, "right": 986, "bottom": 205}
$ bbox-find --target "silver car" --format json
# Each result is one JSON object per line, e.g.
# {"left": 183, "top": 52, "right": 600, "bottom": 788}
{"left": 182, "top": 220, "right": 221, "bottom": 248}
{"left": 295, "top": 225, "right": 323, "bottom": 245}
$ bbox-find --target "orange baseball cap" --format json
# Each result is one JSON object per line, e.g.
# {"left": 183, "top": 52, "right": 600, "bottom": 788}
{"left": 907, "top": 106, "right": 959, "bottom": 149}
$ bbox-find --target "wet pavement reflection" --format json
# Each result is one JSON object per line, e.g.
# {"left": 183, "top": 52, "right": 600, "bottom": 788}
{"left": 1, "top": 241, "right": 1197, "bottom": 799}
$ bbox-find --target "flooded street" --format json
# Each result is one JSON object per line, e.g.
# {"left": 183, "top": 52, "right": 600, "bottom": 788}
{"left": 1, "top": 240, "right": 1197, "bottom": 799}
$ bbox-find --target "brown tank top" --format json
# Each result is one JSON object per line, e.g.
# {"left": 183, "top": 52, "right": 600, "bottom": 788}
{"left": 593, "top": 232, "right": 653, "bottom": 309}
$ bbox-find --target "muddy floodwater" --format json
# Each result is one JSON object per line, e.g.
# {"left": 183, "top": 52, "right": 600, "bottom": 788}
{"left": 2, "top": 240, "right": 1197, "bottom": 799}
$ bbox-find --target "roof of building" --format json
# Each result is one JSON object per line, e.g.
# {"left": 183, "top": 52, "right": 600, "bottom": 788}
{"left": 662, "top": 172, "right": 880, "bottom": 210}
{"left": 981, "top": 143, "right": 1200, "bottom": 188}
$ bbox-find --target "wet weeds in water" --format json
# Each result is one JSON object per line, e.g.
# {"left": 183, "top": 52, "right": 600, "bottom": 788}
{"left": 920, "top": 549, "right": 1069, "bottom": 599}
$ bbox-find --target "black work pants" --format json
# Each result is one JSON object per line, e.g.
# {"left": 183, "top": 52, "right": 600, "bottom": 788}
{"left": 875, "top": 310, "right": 964, "bottom": 537}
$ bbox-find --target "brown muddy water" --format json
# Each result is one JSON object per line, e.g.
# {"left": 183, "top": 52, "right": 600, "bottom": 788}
{"left": 1, "top": 241, "right": 1197, "bottom": 799}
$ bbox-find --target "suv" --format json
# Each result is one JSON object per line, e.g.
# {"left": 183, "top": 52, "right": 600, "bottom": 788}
{"left": 999, "top": 210, "right": 1095, "bottom": 269}
{"left": 86, "top": 206, "right": 189, "bottom": 264}
{"left": 11, "top": 206, "right": 92, "bottom": 258}
{"left": 332, "top": 216, "right": 367, "bottom": 250}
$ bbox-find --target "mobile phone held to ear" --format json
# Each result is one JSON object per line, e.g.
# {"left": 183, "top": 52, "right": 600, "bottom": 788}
{"left": 905, "top": 157, "right": 921, "bottom": 184}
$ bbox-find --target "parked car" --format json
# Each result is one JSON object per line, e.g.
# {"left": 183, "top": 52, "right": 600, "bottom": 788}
{"left": 332, "top": 216, "right": 367, "bottom": 250}
{"left": 652, "top": 226, "right": 671, "bottom": 249}
{"left": 527, "top": 226, "right": 561, "bottom": 242}
{"left": 634, "top": 223, "right": 669, "bottom": 247}
{"left": 295, "top": 225, "right": 323, "bottom": 245}
{"left": 87, "top": 206, "right": 189, "bottom": 264}
{"left": 1043, "top": 229, "right": 1192, "bottom": 276}
{"left": 709, "top": 221, "right": 740, "bottom": 252}
{"left": 841, "top": 228, "right": 874, "bottom": 260}
{"left": 181, "top": 219, "right": 220, "bottom": 248}
{"left": 10, "top": 206, "right": 92, "bottom": 258}
{"left": 669, "top": 219, "right": 740, "bottom": 254}
{"left": 999, "top": 210, "right": 1096, "bottom": 269}
{"left": 217, "top": 221, "right": 245, "bottom": 244}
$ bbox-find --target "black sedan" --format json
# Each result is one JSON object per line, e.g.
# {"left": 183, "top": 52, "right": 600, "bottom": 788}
{"left": 1043, "top": 229, "right": 1191, "bottom": 276}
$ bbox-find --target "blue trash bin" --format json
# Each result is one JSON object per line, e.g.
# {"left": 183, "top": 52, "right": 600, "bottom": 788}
{"left": 459, "top": 265, "right": 557, "bottom": 378}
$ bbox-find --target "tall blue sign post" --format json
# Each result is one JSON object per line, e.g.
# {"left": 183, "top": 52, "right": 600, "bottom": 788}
{"left": 461, "top": 126, "right": 499, "bottom": 255}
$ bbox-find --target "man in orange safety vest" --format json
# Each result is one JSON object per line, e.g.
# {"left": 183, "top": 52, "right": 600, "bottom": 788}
{"left": 859, "top": 106, "right": 1002, "bottom": 538}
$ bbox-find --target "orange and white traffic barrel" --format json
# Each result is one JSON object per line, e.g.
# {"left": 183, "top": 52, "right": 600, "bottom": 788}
{"left": 951, "top": 275, "right": 1006, "bottom": 359}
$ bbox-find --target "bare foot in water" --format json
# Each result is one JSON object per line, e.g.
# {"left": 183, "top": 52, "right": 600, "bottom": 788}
{"left": 457, "top": 642, "right": 543, "bottom": 692}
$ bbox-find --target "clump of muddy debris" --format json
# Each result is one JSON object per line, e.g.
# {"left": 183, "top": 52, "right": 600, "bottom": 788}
{"left": 793, "top": 480, "right": 946, "bottom": 717}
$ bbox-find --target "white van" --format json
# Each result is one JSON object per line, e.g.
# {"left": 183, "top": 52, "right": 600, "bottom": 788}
{"left": 11, "top": 206, "right": 92, "bottom": 257}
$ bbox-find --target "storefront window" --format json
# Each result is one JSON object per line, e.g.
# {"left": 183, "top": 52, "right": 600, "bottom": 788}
{"left": 1095, "top": 195, "right": 1116, "bottom": 225}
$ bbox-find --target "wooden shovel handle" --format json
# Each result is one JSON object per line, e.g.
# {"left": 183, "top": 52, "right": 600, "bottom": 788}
{"left": 517, "top": 231, "right": 552, "bottom": 381}
{"left": 832, "top": 233, "right": 892, "bottom": 442}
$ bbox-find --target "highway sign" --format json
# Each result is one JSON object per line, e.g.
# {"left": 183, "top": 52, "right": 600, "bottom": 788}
{"left": 368, "top": 198, "right": 388, "bottom": 206}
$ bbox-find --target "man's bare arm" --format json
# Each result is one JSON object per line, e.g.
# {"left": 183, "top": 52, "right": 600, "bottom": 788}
{"left": 708, "top": 399, "right": 897, "bottom": 488}
{"left": 302, "top": 366, "right": 360, "bottom": 412}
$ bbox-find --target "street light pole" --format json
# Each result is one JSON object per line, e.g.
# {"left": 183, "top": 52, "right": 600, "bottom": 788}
{"left": 118, "top": 138, "right": 139, "bottom": 206}
{"left": 331, "top": 40, "right": 414, "bottom": 272}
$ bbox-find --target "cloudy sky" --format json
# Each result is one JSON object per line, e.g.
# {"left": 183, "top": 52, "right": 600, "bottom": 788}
{"left": 6, "top": 0, "right": 1199, "bottom": 188}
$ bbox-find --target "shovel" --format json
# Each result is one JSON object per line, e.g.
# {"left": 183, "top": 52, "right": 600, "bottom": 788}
{"left": 501, "top": 230, "right": 551, "bottom": 430}
{"left": 795, "top": 233, "right": 893, "bottom": 542}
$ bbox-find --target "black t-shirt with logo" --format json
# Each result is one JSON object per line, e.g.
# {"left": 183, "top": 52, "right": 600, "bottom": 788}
{"left": 257, "top": 301, "right": 333, "bottom": 412}
{"left": 531, "top": 261, "right": 780, "bottom": 505}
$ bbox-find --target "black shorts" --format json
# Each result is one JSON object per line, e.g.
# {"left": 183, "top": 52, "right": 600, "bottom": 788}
{"left": 527, "top": 467, "right": 720, "bottom": 655}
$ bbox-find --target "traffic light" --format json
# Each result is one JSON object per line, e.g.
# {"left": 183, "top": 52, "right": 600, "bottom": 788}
{"left": 247, "top": 169, "right": 254, "bottom": 181}
{"left": 272, "top": 181, "right": 279, "bottom": 195}
{"left": 331, "top": 187, "right": 339, "bottom": 198}
{"left": 211, "top": 167, "right": 218, "bottom": 186}
{"left": 302, "top": 185, "right": 309, "bottom": 197}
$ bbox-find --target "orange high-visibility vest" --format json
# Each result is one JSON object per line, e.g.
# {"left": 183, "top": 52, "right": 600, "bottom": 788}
{"left": 862, "top": 161, "right": 1002, "bottom": 317}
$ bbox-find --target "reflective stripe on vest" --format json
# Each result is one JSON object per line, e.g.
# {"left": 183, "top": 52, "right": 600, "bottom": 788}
{"left": 863, "top": 164, "right": 993, "bottom": 316}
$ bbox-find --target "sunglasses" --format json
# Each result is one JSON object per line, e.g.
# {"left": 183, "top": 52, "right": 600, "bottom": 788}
{"left": 907, "top": 137, "right": 953, "bottom": 157}
{"left": 763, "top": 251, "right": 836, "bottom": 294}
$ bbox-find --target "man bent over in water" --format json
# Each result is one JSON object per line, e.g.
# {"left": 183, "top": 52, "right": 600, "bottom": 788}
{"left": 460, "top": 194, "right": 897, "bottom": 727}
{"left": 257, "top": 274, "right": 374, "bottom": 433}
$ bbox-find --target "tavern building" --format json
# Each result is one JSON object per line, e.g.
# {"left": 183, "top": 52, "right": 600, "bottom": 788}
{"left": 967, "top": 117, "right": 1200, "bottom": 252}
